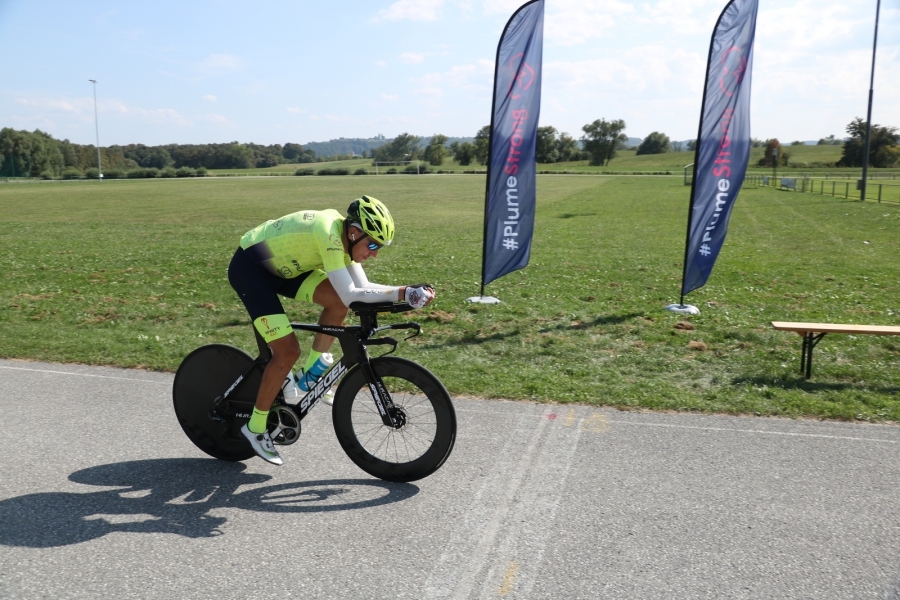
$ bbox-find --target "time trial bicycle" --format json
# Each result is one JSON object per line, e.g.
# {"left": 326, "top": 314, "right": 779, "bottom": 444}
{"left": 172, "top": 301, "right": 456, "bottom": 482}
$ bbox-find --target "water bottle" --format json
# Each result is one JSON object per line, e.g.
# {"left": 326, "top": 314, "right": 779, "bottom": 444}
{"left": 282, "top": 371, "right": 302, "bottom": 399}
{"left": 297, "top": 353, "right": 334, "bottom": 391}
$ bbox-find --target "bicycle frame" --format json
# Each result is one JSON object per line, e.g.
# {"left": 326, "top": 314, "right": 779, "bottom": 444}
{"left": 212, "top": 302, "right": 421, "bottom": 428}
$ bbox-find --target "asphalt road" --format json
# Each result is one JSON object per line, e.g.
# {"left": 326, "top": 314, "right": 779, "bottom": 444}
{"left": 1, "top": 358, "right": 899, "bottom": 599}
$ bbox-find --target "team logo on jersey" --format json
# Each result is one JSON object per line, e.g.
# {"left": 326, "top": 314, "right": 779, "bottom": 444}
{"left": 260, "top": 317, "right": 269, "bottom": 330}
{"left": 303, "top": 212, "right": 315, "bottom": 220}
{"left": 329, "top": 234, "right": 343, "bottom": 248}
{"left": 292, "top": 260, "right": 301, "bottom": 271}
{"left": 280, "top": 266, "right": 292, "bottom": 277}
{"left": 272, "top": 219, "right": 284, "bottom": 230}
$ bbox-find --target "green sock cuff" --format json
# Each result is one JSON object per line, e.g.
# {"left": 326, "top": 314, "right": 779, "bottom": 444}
{"left": 304, "top": 349, "right": 323, "bottom": 372}
{"left": 248, "top": 408, "right": 269, "bottom": 434}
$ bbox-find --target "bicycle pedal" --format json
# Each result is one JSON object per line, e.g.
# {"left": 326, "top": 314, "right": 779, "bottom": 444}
{"left": 208, "top": 411, "right": 226, "bottom": 423}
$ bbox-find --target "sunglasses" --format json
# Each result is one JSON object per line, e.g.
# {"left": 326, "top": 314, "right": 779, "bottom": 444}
{"left": 366, "top": 239, "right": 383, "bottom": 251}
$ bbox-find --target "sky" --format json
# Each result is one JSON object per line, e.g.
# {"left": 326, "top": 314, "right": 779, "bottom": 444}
{"left": 1, "top": 0, "right": 898, "bottom": 147}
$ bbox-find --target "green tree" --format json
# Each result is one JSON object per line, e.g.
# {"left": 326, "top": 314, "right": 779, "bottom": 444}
{"left": 536, "top": 126, "right": 559, "bottom": 163}
{"left": 141, "top": 147, "right": 173, "bottom": 169}
{"left": 636, "top": 131, "right": 671, "bottom": 155}
{"left": 0, "top": 128, "right": 32, "bottom": 176}
{"left": 28, "top": 130, "right": 65, "bottom": 176}
{"left": 581, "top": 119, "right": 627, "bottom": 166}
{"left": 758, "top": 138, "right": 788, "bottom": 167}
{"left": 58, "top": 139, "right": 78, "bottom": 167}
{"left": 473, "top": 126, "right": 491, "bottom": 165}
{"left": 282, "top": 143, "right": 305, "bottom": 161}
{"left": 838, "top": 117, "right": 900, "bottom": 168}
{"left": 817, "top": 135, "right": 841, "bottom": 146}
{"left": 453, "top": 141, "right": 475, "bottom": 166}
{"left": 371, "top": 133, "right": 422, "bottom": 163}
{"left": 556, "top": 132, "right": 580, "bottom": 163}
{"left": 423, "top": 134, "right": 449, "bottom": 166}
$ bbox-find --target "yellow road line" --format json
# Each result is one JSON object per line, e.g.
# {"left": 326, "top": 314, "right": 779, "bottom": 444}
{"left": 499, "top": 560, "right": 520, "bottom": 596}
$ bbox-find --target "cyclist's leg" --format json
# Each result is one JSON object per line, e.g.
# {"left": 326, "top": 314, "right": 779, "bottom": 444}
{"left": 299, "top": 273, "right": 349, "bottom": 353}
{"left": 228, "top": 248, "right": 302, "bottom": 415}
{"left": 255, "top": 332, "right": 300, "bottom": 412}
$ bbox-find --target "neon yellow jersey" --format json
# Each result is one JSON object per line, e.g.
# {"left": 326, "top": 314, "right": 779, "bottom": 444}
{"left": 239, "top": 209, "right": 351, "bottom": 278}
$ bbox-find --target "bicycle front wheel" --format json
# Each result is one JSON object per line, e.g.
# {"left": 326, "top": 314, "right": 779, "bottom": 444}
{"left": 332, "top": 356, "right": 456, "bottom": 483}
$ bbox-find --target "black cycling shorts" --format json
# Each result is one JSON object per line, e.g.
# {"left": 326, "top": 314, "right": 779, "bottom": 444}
{"left": 228, "top": 247, "right": 311, "bottom": 340}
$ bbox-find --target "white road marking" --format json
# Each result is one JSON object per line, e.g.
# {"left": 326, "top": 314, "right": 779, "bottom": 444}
{"left": 0, "top": 364, "right": 169, "bottom": 384}
{"left": 606, "top": 418, "right": 900, "bottom": 444}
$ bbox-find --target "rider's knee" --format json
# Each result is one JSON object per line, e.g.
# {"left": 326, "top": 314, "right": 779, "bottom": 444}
{"left": 271, "top": 335, "right": 301, "bottom": 364}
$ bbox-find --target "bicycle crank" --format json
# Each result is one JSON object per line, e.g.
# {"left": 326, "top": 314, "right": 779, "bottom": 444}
{"left": 268, "top": 405, "right": 301, "bottom": 445}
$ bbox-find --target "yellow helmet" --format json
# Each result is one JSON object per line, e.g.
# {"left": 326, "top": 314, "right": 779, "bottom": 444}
{"left": 347, "top": 195, "right": 394, "bottom": 246}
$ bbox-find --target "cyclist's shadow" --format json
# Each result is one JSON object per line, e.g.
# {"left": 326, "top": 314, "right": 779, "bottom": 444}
{"left": 0, "top": 458, "right": 418, "bottom": 548}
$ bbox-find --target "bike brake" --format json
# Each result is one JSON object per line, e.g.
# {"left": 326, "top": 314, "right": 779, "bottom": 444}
{"left": 367, "top": 336, "right": 398, "bottom": 355}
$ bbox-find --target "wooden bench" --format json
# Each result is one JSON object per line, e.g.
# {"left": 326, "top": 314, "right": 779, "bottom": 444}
{"left": 772, "top": 322, "right": 900, "bottom": 379}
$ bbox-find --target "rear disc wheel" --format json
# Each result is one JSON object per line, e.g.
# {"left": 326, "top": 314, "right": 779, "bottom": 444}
{"left": 172, "top": 344, "right": 259, "bottom": 461}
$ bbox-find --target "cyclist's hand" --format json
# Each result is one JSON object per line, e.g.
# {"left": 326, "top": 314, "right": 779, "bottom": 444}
{"left": 405, "top": 285, "right": 435, "bottom": 309}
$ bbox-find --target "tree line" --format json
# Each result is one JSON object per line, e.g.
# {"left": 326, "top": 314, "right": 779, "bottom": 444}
{"left": 371, "top": 121, "right": 671, "bottom": 168}
{"left": 2, "top": 116, "right": 896, "bottom": 178}
{"left": 0, "top": 128, "right": 328, "bottom": 178}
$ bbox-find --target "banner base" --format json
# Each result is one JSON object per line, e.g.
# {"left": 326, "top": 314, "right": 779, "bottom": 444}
{"left": 467, "top": 296, "right": 501, "bottom": 304}
{"left": 665, "top": 303, "right": 700, "bottom": 315}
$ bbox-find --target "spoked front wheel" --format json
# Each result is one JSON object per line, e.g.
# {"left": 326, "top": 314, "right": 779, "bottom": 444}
{"left": 332, "top": 356, "right": 456, "bottom": 483}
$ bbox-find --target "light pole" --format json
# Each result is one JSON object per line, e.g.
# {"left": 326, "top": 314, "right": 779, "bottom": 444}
{"left": 859, "top": 0, "right": 881, "bottom": 202}
{"left": 772, "top": 147, "right": 777, "bottom": 184}
{"left": 89, "top": 79, "right": 102, "bottom": 180}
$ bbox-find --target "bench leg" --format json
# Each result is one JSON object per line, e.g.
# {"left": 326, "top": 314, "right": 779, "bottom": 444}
{"left": 801, "top": 333, "right": 827, "bottom": 379}
{"left": 800, "top": 333, "right": 808, "bottom": 375}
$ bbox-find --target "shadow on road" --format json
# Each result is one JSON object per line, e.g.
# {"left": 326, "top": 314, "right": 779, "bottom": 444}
{"left": 732, "top": 374, "right": 900, "bottom": 395}
{"left": 0, "top": 458, "right": 418, "bottom": 548}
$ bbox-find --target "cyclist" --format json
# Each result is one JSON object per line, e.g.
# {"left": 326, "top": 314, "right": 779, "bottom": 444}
{"left": 228, "top": 196, "right": 435, "bottom": 465}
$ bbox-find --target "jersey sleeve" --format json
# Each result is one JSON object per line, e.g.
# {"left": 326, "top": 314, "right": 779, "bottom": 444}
{"left": 318, "top": 217, "right": 351, "bottom": 273}
{"left": 347, "top": 262, "right": 394, "bottom": 291}
{"left": 327, "top": 267, "right": 399, "bottom": 305}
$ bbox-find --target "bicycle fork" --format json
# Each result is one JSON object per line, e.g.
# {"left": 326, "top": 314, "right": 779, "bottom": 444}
{"left": 357, "top": 353, "right": 403, "bottom": 429}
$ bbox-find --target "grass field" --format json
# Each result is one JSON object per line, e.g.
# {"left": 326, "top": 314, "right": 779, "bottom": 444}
{"left": 207, "top": 145, "right": 869, "bottom": 176}
{"left": 1, "top": 175, "right": 898, "bottom": 421}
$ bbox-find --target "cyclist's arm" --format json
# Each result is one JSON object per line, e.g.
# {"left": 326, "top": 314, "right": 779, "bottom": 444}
{"left": 326, "top": 266, "right": 403, "bottom": 305}
{"left": 347, "top": 262, "right": 394, "bottom": 291}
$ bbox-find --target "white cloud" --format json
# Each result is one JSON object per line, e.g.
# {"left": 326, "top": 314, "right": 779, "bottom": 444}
{"left": 376, "top": 60, "right": 387, "bottom": 67}
{"left": 105, "top": 101, "right": 192, "bottom": 125}
{"left": 203, "top": 94, "right": 217, "bottom": 102}
{"left": 635, "top": 0, "right": 721, "bottom": 37}
{"left": 286, "top": 107, "right": 307, "bottom": 114}
{"left": 196, "top": 53, "right": 245, "bottom": 71}
{"left": 381, "top": 94, "right": 399, "bottom": 102}
{"left": 15, "top": 96, "right": 190, "bottom": 125}
{"left": 481, "top": 0, "right": 526, "bottom": 16}
{"left": 544, "top": 0, "right": 635, "bottom": 45}
{"left": 400, "top": 52, "right": 425, "bottom": 64}
{"left": 16, "top": 96, "right": 93, "bottom": 113}
{"left": 374, "top": 0, "right": 444, "bottom": 22}
{"left": 200, "top": 113, "right": 233, "bottom": 125}
{"left": 758, "top": 0, "right": 869, "bottom": 51}
{"left": 547, "top": 45, "right": 705, "bottom": 95}
{"left": 411, "top": 59, "right": 494, "bottom": 98}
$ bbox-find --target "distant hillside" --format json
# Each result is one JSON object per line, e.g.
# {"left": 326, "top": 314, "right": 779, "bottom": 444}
{"left": 303, "top": 136, "right": 475, "bottom": 157}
